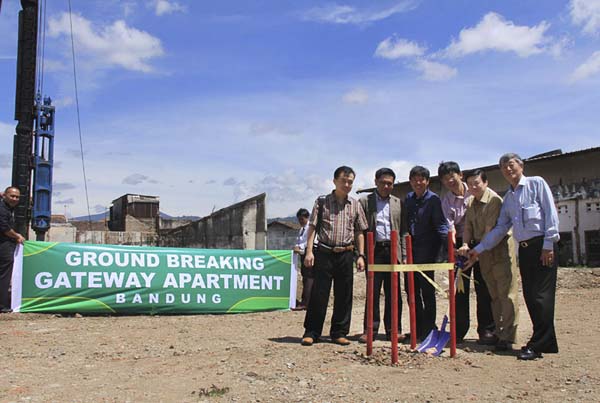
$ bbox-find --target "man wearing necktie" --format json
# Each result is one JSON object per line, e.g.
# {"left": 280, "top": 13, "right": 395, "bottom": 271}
{"left": 358, "top": 168, "right": 407, "bottom": 343}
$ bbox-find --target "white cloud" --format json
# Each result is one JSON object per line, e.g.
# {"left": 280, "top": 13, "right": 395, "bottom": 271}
{"left": 153, "top": 0, "right": 186, "bottom": 17}
{"left": 342, "top": 88, "right": 369, "bottom": 104}
{"left": 549, "top": 36, "right": 572, "bottom": 59}
{"left": 412, "top": 59, "right": 457, "bottom": 81}
{"left": 43, "top": 58, "right": 69, "bottom": 73}
{"left": 570, "top": 0, "right": 600, "bottom": 35}
{"left": 52, "top": 96, "right": 74, "bottom": 108}
{"left": 374, "top": 36, "right": 426, "bottom": 59}
{"left": 122, "top": 173, "right": 159, "bottom": 185}
{"left": 570, "top": 50, "right": 600, "bottom": 82}
{"left": 444, "top": 12, "right": 550, "bottom": 58}
{"left": 48, "top": 12, "right": 164, "bottom": 73}
{"left": 302, "top": 1, "right": 416, "bottom": 25}
{"left": 229, "top": 170, "right": 331, "bottom": 208}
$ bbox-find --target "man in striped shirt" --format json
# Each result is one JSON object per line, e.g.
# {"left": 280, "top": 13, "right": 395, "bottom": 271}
{"left": 301, "top": 166, "right": 368, "bottom": 346}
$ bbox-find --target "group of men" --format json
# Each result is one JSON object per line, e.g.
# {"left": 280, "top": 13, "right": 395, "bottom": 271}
{"left": 294, "top": 153, "right": 560, "bottom": 361}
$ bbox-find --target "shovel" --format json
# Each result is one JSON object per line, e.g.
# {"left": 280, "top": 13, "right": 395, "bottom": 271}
{"left": 416, "top": 315, "right": 450, "bottom": 356}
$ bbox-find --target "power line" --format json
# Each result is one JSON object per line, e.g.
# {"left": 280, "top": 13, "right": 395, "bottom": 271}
{"left": 67, "top": 0, "right": 92, "bottom": 226}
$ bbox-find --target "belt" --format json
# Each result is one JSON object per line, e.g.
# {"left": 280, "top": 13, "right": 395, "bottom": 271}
{"left": 519, "top": 235, "right": 544, "bottom": 248}
{"left": 318, "top": 243, "right": 354, "bottom": 253}
{"left": 375, "top": 241, "right": 391, "bottom": 248}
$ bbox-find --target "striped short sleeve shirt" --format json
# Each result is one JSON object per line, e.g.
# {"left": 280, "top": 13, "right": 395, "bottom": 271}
{"left": 309, "top": 191, "right": 368, "bottom": 247}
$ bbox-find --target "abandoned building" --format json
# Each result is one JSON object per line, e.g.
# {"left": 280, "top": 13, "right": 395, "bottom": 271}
{"left": 108, "top": 194, "right": 160, "bottom": 232}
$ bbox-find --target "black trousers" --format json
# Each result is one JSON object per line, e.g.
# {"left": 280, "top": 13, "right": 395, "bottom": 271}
{"left": 299, "top": 257, "right": 315, "bottom": 307}
{"left": 404, "top": 269, "right": 436, "bottom": 339}
{"left": 403, "top": 247, "right": 436, "bottom": 339}
{"left": 455, "top": 256, "right": 495, "bottom": 339}
{"left": 303, "top": 249, "right": 354, "bottom": 339}
{"left": 519, "top": 237, "right": 559, "bottom": 353}
{"left": 0, "top": 241, "right": 16, "bottom": 310}
{"left": 362, "top": 245, "right": 402, "bottom": 335}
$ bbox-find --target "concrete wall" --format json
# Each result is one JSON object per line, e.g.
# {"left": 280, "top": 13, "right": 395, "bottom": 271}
{"left": 267, "top": 222, "right": 299, "bottom": 250}
{"left": 159, "top": 218, "right": 194, "bottom": 231}
{"left": 159, "top": 193, "right": 267, "bottom": 249}
{"left": 124, "top": 215, "right": 156, "bottom": 232}
{"left": 29, "top": 224, "right": 77, "bottom": 243}
{"left": 76, "top": 231, "right": 158, "bottom": 245}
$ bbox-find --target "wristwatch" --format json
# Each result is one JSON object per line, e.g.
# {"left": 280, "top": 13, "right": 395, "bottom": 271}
{"left": 356, "top": 254, "right": 366, "bottom": 261}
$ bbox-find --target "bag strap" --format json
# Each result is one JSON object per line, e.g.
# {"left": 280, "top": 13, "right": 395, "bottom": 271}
{"left": 315, "top": 195, "right": 326, "bottom": 235}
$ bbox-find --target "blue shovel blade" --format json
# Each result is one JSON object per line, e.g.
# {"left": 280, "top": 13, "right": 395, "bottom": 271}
{"left": 416, "top": 329, "right": 440, "bottom": 352}
{"left": 431, "top": 315, "right": 451, "bottom": 356}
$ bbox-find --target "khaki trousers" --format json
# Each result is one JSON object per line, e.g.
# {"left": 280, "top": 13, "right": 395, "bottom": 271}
{"left": 478, "top": 238, "right": 519, "bottom": 343}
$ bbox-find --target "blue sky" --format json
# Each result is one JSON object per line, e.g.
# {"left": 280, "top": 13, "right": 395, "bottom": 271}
{"left": 1, "top": 0, "right": 599, "bottom": 218}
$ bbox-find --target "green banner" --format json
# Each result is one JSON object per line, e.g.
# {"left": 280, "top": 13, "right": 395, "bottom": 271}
{"left": 11, "top": 241, "right": 296, "bottom": 314}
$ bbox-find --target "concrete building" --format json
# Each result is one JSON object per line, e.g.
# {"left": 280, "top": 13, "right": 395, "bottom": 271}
{"left": 267, "top": 220, "right": 300, "bottom": 250}
{"left": 357, "top": 147, "right": 600, "bottom": 266}
{"left": 108, "top": 194, "right": 160, "bottom": 232}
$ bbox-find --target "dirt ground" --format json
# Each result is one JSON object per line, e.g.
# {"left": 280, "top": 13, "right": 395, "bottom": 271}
{"left": 1, "top": 268, "right": 600, "bottom": 403}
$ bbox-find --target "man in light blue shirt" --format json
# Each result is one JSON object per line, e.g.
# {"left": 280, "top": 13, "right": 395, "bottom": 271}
{"left": 468, "top": 153, "right": 560, "bottom": 360}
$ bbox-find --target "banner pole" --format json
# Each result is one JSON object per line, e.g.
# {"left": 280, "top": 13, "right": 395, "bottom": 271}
{"left": 367, "top": 232, "right": 375, "bottom": 356}
{"left": 390, "top": 230, "right": 398, "bottom": 364}
{"left": 406, "top": 235, "right": 417, "bottom": 349}
{"left": 448, "top": 232, "right": 456, "bottom": 358}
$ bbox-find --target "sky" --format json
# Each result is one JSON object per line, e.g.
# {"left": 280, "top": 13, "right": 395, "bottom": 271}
{"left": 0, "top": 0, "right": 599, "bottom": 219}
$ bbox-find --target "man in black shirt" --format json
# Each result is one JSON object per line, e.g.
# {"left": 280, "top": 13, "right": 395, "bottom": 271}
{"left": 0, "top": 187, "right": 25, "bottom": 313}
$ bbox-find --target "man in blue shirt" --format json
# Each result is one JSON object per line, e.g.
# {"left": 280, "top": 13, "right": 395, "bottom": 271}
{"left": 404, "top": 166, "right": 448, "bottom": 339}
{"left": 468, "top": 153, "right": 560, "bottom": 360}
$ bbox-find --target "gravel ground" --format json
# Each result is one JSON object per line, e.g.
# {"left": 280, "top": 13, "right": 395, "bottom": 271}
{"left": 1, "top": 268, "right": 599, "bottom": 402}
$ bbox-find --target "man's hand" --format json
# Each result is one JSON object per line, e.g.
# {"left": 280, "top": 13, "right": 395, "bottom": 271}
{"left": 304, "top": 252, "right": 314, "bottom": 268}
{"left": 464, "top": 249, "right": 480, "bottom": 270}
{"left": 293, "top": 246, "right": 302, "bottom": 254}
{"left": 457, "top": 244, "right": 469, "bottom": 257}
{"left": 356, "top": 256, "right": 365, "bottom": 272}
{"left": 15, "top": 234, "right": 25, "bottom": 244}
{"left": 541, "top": 249, "right": 554, "bottom": 267}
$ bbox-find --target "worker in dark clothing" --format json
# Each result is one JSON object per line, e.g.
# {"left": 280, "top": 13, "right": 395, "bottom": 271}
{"left": 403, "top": 166, "right": 448, "bottom": 339}
{"left": 0, "top": 187, "right": 25, "bottom": 313}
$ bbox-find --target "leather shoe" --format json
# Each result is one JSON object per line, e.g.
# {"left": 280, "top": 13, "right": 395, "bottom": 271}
{"left": 518, "top": 347, "right": 542, "bottom": 360}
{"left": 477, "top": 331, "right": 499, "bottom": 346}
{"left": 332, "top": 337, "right": 351, "bottom": 346}
{"left": 291, "top": 304, "right": 306, "bottom": 311}
{"left": 495, "top": 340, "right": 512, "bottom": 352}
{"left": 301, "top": 337, "right": 314, "bottom": 346}
{"left": 385, "top": 332, "right": 407, "bottom": 342}
{"left": 358, "top": 334, "right": 368, "bottom": 344}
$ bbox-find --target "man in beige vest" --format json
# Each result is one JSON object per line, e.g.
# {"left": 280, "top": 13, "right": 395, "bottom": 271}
{"left": 458, "top": 169, "right": 519, "bottom": 351}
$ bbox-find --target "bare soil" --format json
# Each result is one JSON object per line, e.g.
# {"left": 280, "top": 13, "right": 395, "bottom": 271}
{"left": 1, "top": 268, "right": 600, "bottom": 402}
